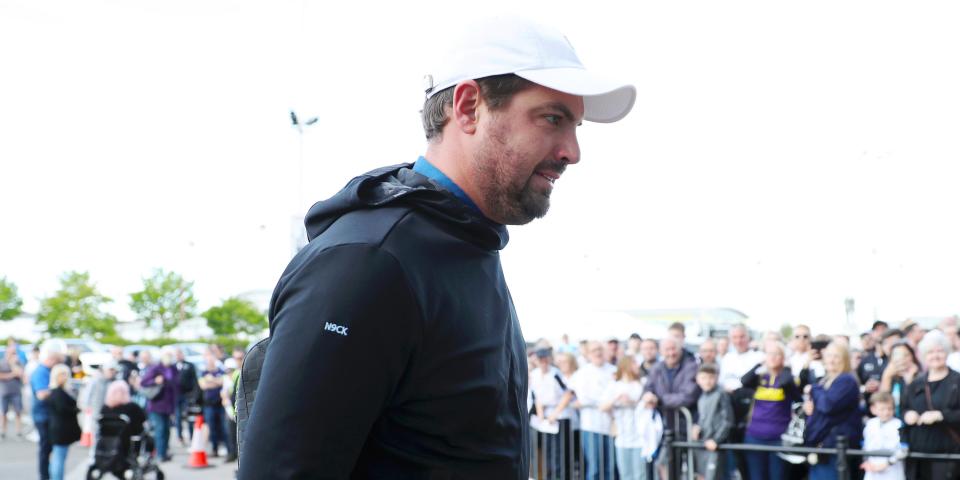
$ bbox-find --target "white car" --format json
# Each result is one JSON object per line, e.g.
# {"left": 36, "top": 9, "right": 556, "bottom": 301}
{"left": 58, "top": 339, "right": 113, "bottom": 377}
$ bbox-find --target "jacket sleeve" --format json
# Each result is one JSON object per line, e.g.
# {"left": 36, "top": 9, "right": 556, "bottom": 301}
{"left": 740, "top": 364, "right": 762, "bottom": 389}
{"left": 783, "top": 371, "right": 803, "bottom": 402}
{"left": 239, "top": 244, "right": 422, "bottom": 480}
{"left": 659, "top": 361, "right": 702, "bottom": 409}
{"left": 812, "top": 374, "right": 860, "bottom": 415}
{"left": 938, "top": 374, "right": 960, "bottom": 425}
{"left": 711, "top": 392, "right": 735, "bottom": 443}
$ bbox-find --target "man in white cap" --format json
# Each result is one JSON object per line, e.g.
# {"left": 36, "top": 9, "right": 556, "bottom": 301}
{"left": 240, "top": 16, "right": 634, "bottom": 479}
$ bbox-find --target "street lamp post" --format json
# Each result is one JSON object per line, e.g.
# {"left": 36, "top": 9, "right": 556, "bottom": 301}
{"left": 289, "top": 110, "right": 318, "bottom": 257}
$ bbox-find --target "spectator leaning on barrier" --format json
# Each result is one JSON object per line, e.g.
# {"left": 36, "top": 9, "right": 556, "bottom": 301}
{"left": 692, "top": 363, "right": 733, "bottom": 480}
{"left": 719, "top": 323, "right": 763, "bottom": 479}
{"left": 238, "top": 16, "right": 635, "bottom": 479}
{"left": 571, "top": 340, "right": 617, "bottom": 480}
{"left": 530, "top": 348, "right": 568, "bottom": 478}
{"left": 860, "top": 392, "right": 905, "bottom": 480}
{"left": 901, "top": 331, "right": 960, "bottom": 479}
{"left": 600, "top": 355, "right": 646, "bottom": 480}
{"left": 803, "top": 341, "right": 862, "bottom": 480}
{"left": 740, "top": 340, "right": 803, "bottom": 480}
{"left": 644, "top": 335, "right": 700, "bottom": 480}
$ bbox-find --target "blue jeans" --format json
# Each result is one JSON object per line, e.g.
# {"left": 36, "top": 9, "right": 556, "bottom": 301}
{"left": 175, "top": 397, "right": 194, "bottom": 440}
{"left": 35, "top": 418, "right": 52, "bottom": 480}
{"left": 148, "top": 412, "right": 171, "bottom": 458}
{"left": 616, "top": 447, "right": 649, "bottom": 480}
{"left": 744, "top": 434, "right": 784, "bottom": 480}
{"left": 808, "top": 454, "right": 838, "bottom": 480}
{"left": 49, "top": 445, "right": 69, "bottom": 480}
{"left": 582, "top": 431, "right": 615, "bottom": 480}
{"left": 203, "top": 405, "right": 226, "bottom": 452}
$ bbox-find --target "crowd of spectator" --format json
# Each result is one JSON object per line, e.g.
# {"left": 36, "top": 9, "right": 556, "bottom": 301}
{"left": 0, "top": 337, "right": 245, "bottom": 480}
{"left": 527, "top": 317, "right": 960, "bottom": 480}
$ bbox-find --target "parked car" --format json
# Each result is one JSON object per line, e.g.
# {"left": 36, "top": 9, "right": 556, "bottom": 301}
{"left": 59, "top": 339, "right": 112, "bottom": 377}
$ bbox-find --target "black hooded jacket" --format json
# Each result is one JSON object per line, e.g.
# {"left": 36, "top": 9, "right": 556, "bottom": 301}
{"left": 239, "top": 164, "right": 529, "bottom": 479}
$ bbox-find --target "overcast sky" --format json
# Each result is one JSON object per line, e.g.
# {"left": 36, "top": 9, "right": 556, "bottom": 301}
{"left": 2, "top": 0, "right": 959, "bottom": 338}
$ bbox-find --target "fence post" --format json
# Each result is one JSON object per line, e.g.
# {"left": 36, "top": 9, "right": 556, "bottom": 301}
{"left": 835, "top": 435, "right": 848, "bottom": 480}
{"left": 664, "top": 429, "right": 677, "bottom": 480}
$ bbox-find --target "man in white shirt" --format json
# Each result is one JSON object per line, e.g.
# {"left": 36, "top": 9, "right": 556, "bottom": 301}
{"left": 719, "top": 324, "right": 764, "bottom": 392}
{"left": 570, "top": 341, "right": 616, "bottom": 480}
{"left": 718, "top": 323, "right": 763, "bottom": 480}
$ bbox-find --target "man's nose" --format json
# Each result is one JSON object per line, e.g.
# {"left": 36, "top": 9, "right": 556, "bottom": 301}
{"left": 557, "top": 132, "right": 580, "bottom": 165}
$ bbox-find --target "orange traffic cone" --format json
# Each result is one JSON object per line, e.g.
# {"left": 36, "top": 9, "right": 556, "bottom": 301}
{"left": 186, "top": 414, "right": 212, "bottom": 469}
{"left": 79, "top": 409, "right": 94, "bottom": 447}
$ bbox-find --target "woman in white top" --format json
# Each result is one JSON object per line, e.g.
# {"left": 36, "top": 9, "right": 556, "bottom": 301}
{"left": 600, "top": 355, "right": 647, "bottom": 480}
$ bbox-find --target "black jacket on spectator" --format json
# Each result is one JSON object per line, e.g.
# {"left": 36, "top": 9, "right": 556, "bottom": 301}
{"left": 902, "top": 369, "right": 960, "bottom": 453}
{"left": 176, "top": 360, "right": 200, "bottom": 404}
{"left": 46, "top": 387, "right": 81, "bottom": 446}
{"left": 240, "top": 165, "right": 527, "bottom": 479}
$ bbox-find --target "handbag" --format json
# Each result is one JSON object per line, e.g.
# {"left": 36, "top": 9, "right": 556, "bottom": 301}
{"left": 141, "top": 384, "right": 163, "bottom": 401}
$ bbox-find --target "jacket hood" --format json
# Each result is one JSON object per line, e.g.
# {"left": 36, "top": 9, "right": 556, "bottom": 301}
{"left": 304, "top": 163, "right": 509, "bottom": 250}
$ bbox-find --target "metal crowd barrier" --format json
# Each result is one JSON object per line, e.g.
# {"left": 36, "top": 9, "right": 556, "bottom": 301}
{"left": 667, "top": 434, "right": 960, "bottom": 480}
{"left": 527, "top": 406, "right": 696, "bottom": 480}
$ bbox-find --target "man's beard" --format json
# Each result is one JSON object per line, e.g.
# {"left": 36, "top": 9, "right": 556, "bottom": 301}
{"left": 472, "top": 128, "right": 564, "bottom": 225}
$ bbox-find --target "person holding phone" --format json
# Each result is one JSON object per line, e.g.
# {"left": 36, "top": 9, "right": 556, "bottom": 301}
{"left": 880, "top": 341, "right": 919, "bottom": 419}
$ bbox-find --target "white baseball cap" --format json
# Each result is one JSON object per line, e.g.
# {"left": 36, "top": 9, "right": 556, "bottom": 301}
{"left": 423, "top": 16, "right": 636, "bottom": 123}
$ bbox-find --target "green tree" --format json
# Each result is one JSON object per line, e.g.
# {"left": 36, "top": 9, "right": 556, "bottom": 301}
{"left": 202, "top": 297, "right": 266, "bottom": 336}
{"left": 129, "top": 269, "right": 198, "bottom": 334}
{"left": 0, "top": 276, "right": 24, "bottom": 320}
{"left": 36, "top": 271, "right": 116, "bottom": 338}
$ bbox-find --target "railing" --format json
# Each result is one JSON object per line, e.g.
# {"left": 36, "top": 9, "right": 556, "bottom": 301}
{"left": 667, "top": 433, "right": 960, "bottom": 480}
{"left": 528, "top": 404, "right": 960, "bottom": 480}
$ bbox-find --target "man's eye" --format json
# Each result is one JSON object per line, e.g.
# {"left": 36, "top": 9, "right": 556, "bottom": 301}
{"left": 544, "top": 115, "right": 561, "bottom": 126}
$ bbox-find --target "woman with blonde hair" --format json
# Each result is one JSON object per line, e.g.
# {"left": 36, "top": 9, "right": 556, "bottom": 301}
{"left": 45, "top": 364, "right": 81, "bottom": 480}
{"left": 803, "top": 341, "right": 862, "bottom": 480}
{"left": 600, "top": 354, "right": 647, "bottom": 480}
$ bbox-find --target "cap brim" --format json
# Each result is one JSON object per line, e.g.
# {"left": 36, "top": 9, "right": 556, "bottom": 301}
{"left": 517, "top": 67, "right": 636, "bottom": 123}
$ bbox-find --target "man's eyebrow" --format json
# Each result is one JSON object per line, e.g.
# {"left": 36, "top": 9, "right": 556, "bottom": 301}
{"left": 538, "top": 102, "right": 580, "bottom": 124}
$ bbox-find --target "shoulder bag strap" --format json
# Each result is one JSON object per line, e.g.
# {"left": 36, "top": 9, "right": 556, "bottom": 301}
{"left": 925, "top": 379, "right": 960, "bottom": 444}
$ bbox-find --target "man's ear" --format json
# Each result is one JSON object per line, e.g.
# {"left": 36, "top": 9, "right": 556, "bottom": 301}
{"left": 452, "top": 80, "right": 481, "bottom": 135}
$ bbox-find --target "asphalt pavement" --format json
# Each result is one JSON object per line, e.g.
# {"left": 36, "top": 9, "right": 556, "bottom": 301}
{"left": 0, "top": 421, "right": 237, "bottom": 480}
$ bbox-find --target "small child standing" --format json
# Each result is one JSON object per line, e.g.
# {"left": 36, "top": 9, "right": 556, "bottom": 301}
{"left": 692, "top": 363, "right": 733, "bottom": 480}
{"left": 861, "top": 392, "right": 905, "bottom": 480}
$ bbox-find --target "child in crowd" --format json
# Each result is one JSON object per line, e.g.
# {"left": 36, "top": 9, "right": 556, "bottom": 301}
{"left": 861, "top": 392, "right": 905, "bottom": 480}
{"left": 692, "top": 363, "right": 733, "bottom": 480}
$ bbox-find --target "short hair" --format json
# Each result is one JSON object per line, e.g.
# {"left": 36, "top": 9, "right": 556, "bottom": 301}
{"left": 642, "top": 338, "right": 659, "bottom": 348}
{"left": 49, "top": 364, "right": 71, "bottom": 389}
{"left": 629, "top": 333, "right": 642, "bottom": 340}
{"left": 698, "top": 363, "right": 719, "bottom": 376}
{"left": 794, "top": 324, "right": 811, "bottom": 333}
{"left": 881, "top": 328, "right": 904, "bottom": 342}
{"left": 872, "top": 320, "right": 889, "bottom": 331}
{"left": 918, "top": 330, "right": 952, "bottom": 358}
{"left": 730, "top": 323, "right": 749, "bottom": 335}
{"left": 668, "top": 322, "right": 685, "bottom": 334}
{"left": 104, "top": 380, "right": 131, "bottom": 408}
{"left": 39, "top": 339, "right": 66, "bottom": 363}
{"left": 421, "top": 74, "right": 535, "bottom": 141}
{"left": 869, "top": 391, "right": 894, "bottom": 406}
